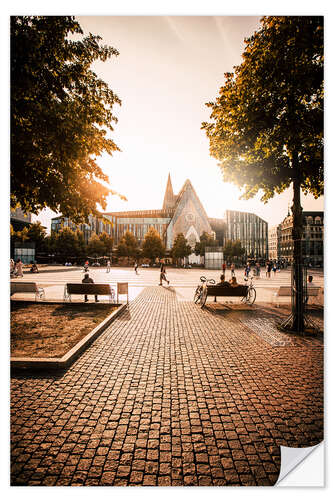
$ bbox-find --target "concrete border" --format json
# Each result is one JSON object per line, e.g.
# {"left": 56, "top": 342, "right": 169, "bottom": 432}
{"left": 11, "top": 302, "right": 127, "bottom": 371}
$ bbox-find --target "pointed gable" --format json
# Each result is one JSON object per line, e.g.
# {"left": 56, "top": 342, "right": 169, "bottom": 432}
{"left": 162, "top": 173, "right": 175, "bottom": 210}
{"left": 166, "top": 179, "right": 213, "bottom": 249}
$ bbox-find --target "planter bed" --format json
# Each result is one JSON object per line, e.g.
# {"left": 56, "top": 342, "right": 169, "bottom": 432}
{"left": 10, "top": 300, "right": 126, "bottom": 371}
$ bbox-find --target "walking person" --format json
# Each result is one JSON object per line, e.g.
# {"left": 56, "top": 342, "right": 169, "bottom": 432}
{"left": 134, "top": 261, "right": 139, "bottom": 274}
{"left": 230, "top": 262, "right": 235, "bottom": 278}
{"left": 159, "top": 262, "right": 170, "bottom": 286}
{"left": 82, "top": 273, "right": 99, "bottom": 302}
{"left": 267, "top": 261, "right": 272, "bottom": 278}
{"left": 106, "top": 260, "right": 111, "bottom": 273}
{"left": 256, "top": 261, "right": 261, "bottom": 278}
{"left": 16, "top": 258, "right": 23, "bottom": 277}
{"left": 272, "top": 262, "right": 277, "bottom": 276}
{"left": 222, "top": 262, "right": 226, "bottom": 274}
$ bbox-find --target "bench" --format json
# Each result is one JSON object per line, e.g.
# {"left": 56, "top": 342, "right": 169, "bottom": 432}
{"left": 64, "top": 283, "right": 115, "bottom": 303}
{"left": 10, "top": 281, "right": 45, "bottom": 301}
{"left": 200, "top": 284, "right": 249, "bottom": 308}
{"left": 272, "top": 286, "right": 321, "bottom": 307}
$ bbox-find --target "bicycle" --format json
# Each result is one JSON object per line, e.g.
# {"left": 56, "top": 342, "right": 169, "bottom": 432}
{"left": 194, "top": 276, "right": 216, "bottom": 305}
{"left": 242, "top": 275, "right": 256, "bottom": 305}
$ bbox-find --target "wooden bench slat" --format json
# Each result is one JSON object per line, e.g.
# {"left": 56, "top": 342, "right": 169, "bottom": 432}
{"left": 66, "top": 283, "right": 112, "bottom": 295}
{"left": 11, "top": 282, "right": 39, "bottom": 293}
{"left": 206, "top": 285, "right": 248, "bottom": 297}
{"left": 10, "top": 281, "right": 45, "bottom": 301}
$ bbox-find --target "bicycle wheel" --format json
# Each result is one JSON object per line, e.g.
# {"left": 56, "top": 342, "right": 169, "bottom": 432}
{"left": 194, "top": 286, "right": 202, "bottom": 304}
{"left": 246, "top": 288, "right": 256, "bottom": 305}
{"left": 200, "top": 287, "right": 208, "bottom": 308}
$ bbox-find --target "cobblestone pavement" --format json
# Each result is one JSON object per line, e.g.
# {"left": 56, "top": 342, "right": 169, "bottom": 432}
{"left": 10, "top": 287, "right": 323, "bottom": 486}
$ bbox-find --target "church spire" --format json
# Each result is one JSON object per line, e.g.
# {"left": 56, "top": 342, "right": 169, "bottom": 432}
{"left": 162, "top": 173, "right": 175, "bottom": 210}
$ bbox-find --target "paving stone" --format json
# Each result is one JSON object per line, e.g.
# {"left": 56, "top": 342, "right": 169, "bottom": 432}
{"left": 11, "top": 287, "right": 323, "bottom": 486}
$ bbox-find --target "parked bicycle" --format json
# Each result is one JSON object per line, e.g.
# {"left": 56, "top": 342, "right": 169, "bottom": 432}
{"left": 242, "top": 275, "right": 256, "bottom": 305}
{"left": 194, "top": 276, "right": 216, "bottom": 304}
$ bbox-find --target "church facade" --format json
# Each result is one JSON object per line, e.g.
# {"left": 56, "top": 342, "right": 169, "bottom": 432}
{"left": 51, "top": 174, "right": 268, "bottom": 261}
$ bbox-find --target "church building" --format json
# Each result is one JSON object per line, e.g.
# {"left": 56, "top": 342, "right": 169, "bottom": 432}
{"left": 51, "top": 174, "right": 268, "bottom": 262}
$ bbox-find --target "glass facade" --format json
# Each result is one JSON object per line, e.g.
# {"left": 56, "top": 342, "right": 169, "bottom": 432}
{"left": 14, "top": 243, "right": 35, "bottom": 264}
{"left": 205, "top": 247, "right": 224, "bottom": 270}
{"left": 225, "top": 210, "right": 268, "bottom": 259}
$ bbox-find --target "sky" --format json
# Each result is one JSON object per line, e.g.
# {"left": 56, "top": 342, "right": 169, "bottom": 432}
{"left": 35, "top": 14, "right": 323, "bottom": 231}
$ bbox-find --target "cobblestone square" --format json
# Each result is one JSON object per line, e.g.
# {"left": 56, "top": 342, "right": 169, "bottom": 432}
{"left": 10, "top": 272, "right": 323, "bottom": 486}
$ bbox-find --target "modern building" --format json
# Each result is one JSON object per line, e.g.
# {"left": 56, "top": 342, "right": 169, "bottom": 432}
{"left": 268, "top": 225, "right": 280, "bottom": 261}
{"left": 225, "top": 210, "right": 268, "bottom": 260}
{"left": 51, "top": 174, "right": 269, "bottom": 263}
{"left": 278, "top": 211, "right": 324, "bottom": 267}
{"left": 51, "top": 213, "right": 116, "bottom": 244}
{"left": 10, "top": 207, "right": 35, "bottom": 263}
{"left": 10, "top": 207, "right": 32, "bottom": 231}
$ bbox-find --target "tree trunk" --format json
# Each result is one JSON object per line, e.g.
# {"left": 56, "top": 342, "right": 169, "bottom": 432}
{"left": 291, "top": 171, "right": 304, "bottom": 331}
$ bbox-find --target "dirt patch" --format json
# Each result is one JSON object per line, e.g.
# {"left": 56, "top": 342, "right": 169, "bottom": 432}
{"left": 11, "top": 302, "right": 118, "bottom": 358}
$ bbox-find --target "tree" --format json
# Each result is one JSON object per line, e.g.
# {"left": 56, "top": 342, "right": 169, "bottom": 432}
{"left": 222, "top": 240, "right": 234, "bottom": 262}
{"left": 194, "top": 231, "right": 218, "bottom": 257}
{"left": 53, "top": 227, "right": 79, "bottom": 260}
{"left": 87, "top": 233, "right": 106, "bottom": 257}
{"left": 98, "top": 231, "right": 113, "bottom": 256}
{"left": 27, "top": 221, "right": 47, "bottom": 253}
{"left": 117, "top": 231, "right": 140, "bottom": 263}
{"left": 202, "top": 16, "right": 323, "bottom": 331}
{"left": 171, "top": 233, "right": 192, "bottom": 265}
{"left": 233, "top": 240, "right": 246, "bottom": 261}
{"left": 222, "top": 239, "right": 245, "bottom": 263}
{"left": 11, "top": 16, "right": 126, "bottom": 222}
{"left": 75, "top": 229, "right": 87, "bottom": 259}
{"left": 142, "top": 227, "right": 165, "bottom": 262}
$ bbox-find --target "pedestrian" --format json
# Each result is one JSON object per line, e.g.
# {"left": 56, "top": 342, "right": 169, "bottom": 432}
{"left": 272, "top": 262, "right": 277, "bottom": 276}
{"left": 245, "top": 263, "right": 250, "bottom": 278}
{"left": 305, "top": 275, "right": 317, "bottom": 305}
{"left": 256, "top": 261, "right": 261, "bottom": 278}
{"left": 15, "top": 258, "right": 23, "bottom": 277}
{"left": 267, "top": 261, "right": 272, "bottom": 278}
{"left": 82, "top": 273, "right": 99, "bottom": 302}
{"left": 230, "top": 262, "right": 235, "bottom": 278}
{"left": 106, "top": 260, "right": 111, "bottom": 273}
{"left": 134, "top": 261, "right": 138, "bottom": 274}
{"left": 159, "top": 262, "right": 170, "bottom": 286}
{"left": 222, "top": 262, "right": 226, "bottom": 274}
{"left": 30, "top": 262, "right": 39, "bottom": 273}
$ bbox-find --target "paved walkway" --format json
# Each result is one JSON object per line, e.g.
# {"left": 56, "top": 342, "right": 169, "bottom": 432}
{"left": 11, "top": 287, "right": 323, "bottom": 486}
{"left": 11, "top": 266, "right": 325, "bottom": 305}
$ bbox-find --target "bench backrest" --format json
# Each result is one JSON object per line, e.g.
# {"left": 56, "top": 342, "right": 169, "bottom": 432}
{"left": 11, "top": 282, "right": 38, "bottom": 293}
{"left": 277, "top": 286, "right": 320, "bottom": 297}
{"left": 66, "top": 283, "right": 112, "bottom": 295}
{"left": 277, "top": 286, "right": 292, "bottom": 296}
{"left": 207, "top": 284, "right": 248, "bottom": 296}
{"left": 307, "top": 287, "right": 320, "bottom": 296}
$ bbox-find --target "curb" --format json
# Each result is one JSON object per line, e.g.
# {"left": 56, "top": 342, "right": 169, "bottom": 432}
{"left": 11, "top": 303, "right": 127, "bottom": 372}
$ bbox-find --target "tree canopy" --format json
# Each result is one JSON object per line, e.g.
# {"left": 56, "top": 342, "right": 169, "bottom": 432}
{"left": 11, "top": 16, "right": 125, "bottom": 222}
{"left": 202, "top": 16, "right": 323, "bottom": 202}
{"left": 117, "top": 231, "right": 140, "bottom": 260}
{"left": 223, "top": 239, "right": 245, "bottom": 261}
{"left": 194, "top": 231, "right": 218, "bottom": 257}
{"left": 171, "top": 233, "right": 192, "bottom": 262}
{"left": 142, "top": 227, "right": 165, "bottom": 261}
{"left": 87, "top": 233, "right": 107, "bottom": 257}
{"left": 202, "top": 16, "right": 323, "bottom": 331}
